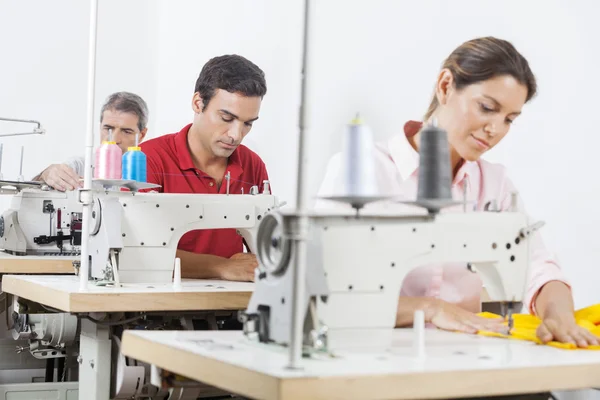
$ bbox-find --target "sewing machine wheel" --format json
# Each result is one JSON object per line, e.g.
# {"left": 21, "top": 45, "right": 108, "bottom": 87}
{"left": 90, "top": 199, "right": 102, "bottom": 235}
{"left": 256, "top": 212, "right": 291, "bottom": 276}
{"left": 0, "top": 215, "right": 4, "bottom": 237}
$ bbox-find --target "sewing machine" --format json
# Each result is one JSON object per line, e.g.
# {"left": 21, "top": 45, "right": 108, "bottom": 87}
{"left": 243, "top": 205, "right": 538, "bottom": 352}
{"left": 87, "top": 180, "right": 281, "bottom": 284}
{"left": 0, "top": 187, "right": 82, "bottom": 256}
{"left": 241, "top": 120, "right": 540, "bottom": 354}
{"left": 2, "top": 178, "right": 279, "bottom": 398}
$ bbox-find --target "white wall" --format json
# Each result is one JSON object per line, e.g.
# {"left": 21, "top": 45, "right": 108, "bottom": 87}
{"left": 151, "top": 0, "right": 304, "bottom": 205}
{"left": 0, "top": 0, "right": 159, "bottom": 212}
{"left": 301, "top": 0, "right": 600, "bottom": 309}
{"left": 1, "top": 0, "right": 600, "bottom": 312}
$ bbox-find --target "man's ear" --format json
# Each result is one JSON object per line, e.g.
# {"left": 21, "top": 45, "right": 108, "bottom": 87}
{"left": 192, "top": 92, "right": 204, "bottom": 114}
{"left": 435, "top": 68, "right": 455, "bottom": 106}
{"left": 139, "top": 128, "right": 148, "bottom": 142}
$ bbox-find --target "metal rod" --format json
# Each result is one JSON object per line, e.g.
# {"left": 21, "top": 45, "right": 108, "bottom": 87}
{"left": 56, "top": 358, "right": 65, "bottom": 382}
{"left": 0, "top": 132, "right": 43, "bottom": 138}
{"left": 45, "top": 358, "right": 55, "bottom": 382}
{"left": 0, "top": 117, "right": 44, "bottom": 137}
{"left": 0, "top": 143, "right": 3, "bottom": 178}
{"left": 0, "top": 117, "right": 42, "bottom": 127}
{"left": 19, "top": 146, "right": 24, "bottom": 176}
{"left": 287, "top": 0, "right": 312, "bottom": 370}
{"left": 79, "top": 0, "right": 99, "bottom": 291}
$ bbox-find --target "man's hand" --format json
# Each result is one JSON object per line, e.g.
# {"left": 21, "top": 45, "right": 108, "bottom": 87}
{"left": 425, "top": 298, "right": 509, "bottom": 334}
{"left": 39, "top": 164, "right": 81, "bottom": 191}
{"left": 220, "top": 253, "right": 258, "bottom": 282}
{"left": 537, "top": 306, "right": 600, "bottom": 348}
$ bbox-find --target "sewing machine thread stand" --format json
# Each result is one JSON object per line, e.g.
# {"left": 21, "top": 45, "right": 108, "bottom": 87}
{"left": 0, "top": 117, "right": 45, "bottom": 137}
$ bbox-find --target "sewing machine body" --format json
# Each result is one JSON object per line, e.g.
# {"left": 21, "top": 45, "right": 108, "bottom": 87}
{"left": 88, "top": 190, "right": 281, "bottom": 284}
{"left": 0, "top": 189, "right": 82, "bottom": 256}
{"left": 245, "top": 207, "right": 535, "bottom": 351}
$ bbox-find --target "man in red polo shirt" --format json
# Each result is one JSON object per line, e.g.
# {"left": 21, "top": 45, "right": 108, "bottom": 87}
{"left": 141, "top": 55, "right": 269, "bottom": 282}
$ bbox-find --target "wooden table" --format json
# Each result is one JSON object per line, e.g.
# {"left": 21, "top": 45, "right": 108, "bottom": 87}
{"left": 1, "top": 274, "right": 255, "bottom": 400}
{"left": 1, "top": 275, "right": 254, "bottom": 312}
{"left": 122, "top": 328, "right": 600, "bottom": 400}
{"left": 0, "top": 252, "right": 76, "bottom": 274}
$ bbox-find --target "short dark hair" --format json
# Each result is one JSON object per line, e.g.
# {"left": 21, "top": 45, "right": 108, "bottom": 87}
{"left": 100, "top": 91, "right": 149, "bottom": 131}
{"left": 194, "top": 54, "right": 267, "bottom": 111}
{"left": 425, "top": 37, "right": 536, "bottom": 120}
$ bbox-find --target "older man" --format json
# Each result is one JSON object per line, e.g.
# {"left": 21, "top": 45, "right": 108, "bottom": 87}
{"left": 34, "top": 91, "right": 149, "bottom": 191}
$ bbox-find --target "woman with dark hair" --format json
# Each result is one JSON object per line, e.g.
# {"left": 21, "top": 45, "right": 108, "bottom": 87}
{"left": 317, "top": 37, "right": 598, "bottom": 347}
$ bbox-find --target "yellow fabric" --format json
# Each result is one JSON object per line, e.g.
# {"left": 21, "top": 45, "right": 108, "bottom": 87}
{"left": 475, "top": 304, "right": 600, "bottom": 350}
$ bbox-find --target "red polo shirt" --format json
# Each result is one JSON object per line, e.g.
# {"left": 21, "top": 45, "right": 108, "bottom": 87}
{"left": 140, "top": 123, "right": 270, "bottom": 258}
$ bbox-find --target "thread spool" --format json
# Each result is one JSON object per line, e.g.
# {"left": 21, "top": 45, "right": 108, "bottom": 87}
{"left": 94, "top": 129, "right": 122, "bottom": 179}
{"left": 341, "top": 115, "right": 377, "bottom": 198}
{"left": 415, "top": 123, "right": 453, "bottom": 212}
{"left": 122, "top": 134, "right": 146, "bottom": 182}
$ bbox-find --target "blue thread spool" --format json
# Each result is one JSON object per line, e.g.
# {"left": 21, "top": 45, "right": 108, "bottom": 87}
{"left": 122, "top": 145, "right": 147, "bottom": 182}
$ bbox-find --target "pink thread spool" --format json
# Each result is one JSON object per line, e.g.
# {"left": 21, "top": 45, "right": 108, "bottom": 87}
{"left": 94, "top": 129, "right": 122, "bottom": 179}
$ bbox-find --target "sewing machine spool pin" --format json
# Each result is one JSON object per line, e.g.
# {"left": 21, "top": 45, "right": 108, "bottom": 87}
{"left": 413, "top": 310, "right": 426, "bottom": 358}
{"left": 225, "top": 171, "right": 231, "bottom": 195}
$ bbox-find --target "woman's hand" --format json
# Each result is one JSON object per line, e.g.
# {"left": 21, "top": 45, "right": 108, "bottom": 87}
{"left": 395, "top": 297, "right": 507, "bottom": 334}
{"left": 534, "top": 281, "right": 600, "bottom": 347}
{"left": 425, "top": 298, "right": 508, "bottom": 334}
{"left": 537, "top": 307, "right": 599, "bottom": 347}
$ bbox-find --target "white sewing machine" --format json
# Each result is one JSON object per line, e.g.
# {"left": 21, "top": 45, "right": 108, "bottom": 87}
{"left": 241, "top": 121, "right": 541, "bottom": 354}
{"left": 243, "top": 206, "right": 538, "bottom": 352}
{"left": 87, "top": 181, "right": 281, "bottom": 284}
{"left": 0, "top": 185, "right": 82, "bottom": 256}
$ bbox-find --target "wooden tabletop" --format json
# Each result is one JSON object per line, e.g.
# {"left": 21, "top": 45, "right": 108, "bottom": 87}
{"left": 0, "top": 252, "right": 76, "bottom": 274}
{"left": 121, "top": 328, "right": 600, "bottom": 400}
{"left": 1, "top": 275, "right": 254, "bottom": 313}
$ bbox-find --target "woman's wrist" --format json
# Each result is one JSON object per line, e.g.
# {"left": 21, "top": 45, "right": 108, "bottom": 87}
{"left": 421, "top": 297, "right": 441, "bottom": 322}
{"left": 395, "top": 297, "right": 439, "bottom": 327}
{"left": 536, "top": 281, "right": 574, "bottom": 321}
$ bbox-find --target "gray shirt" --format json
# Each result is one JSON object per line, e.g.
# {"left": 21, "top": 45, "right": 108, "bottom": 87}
{"left": 64, "top": 156, "right": 86, "bottom": 177}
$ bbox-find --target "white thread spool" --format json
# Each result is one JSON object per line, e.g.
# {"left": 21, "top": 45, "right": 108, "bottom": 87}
{"left": 340, "top": 116, "right": 378, "bottom": 198}
{"left": 413, "top": 310, "right": 426, "bottom": 358}
{"left": 173, "top": 257, "right": 182, "bottom": 290}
